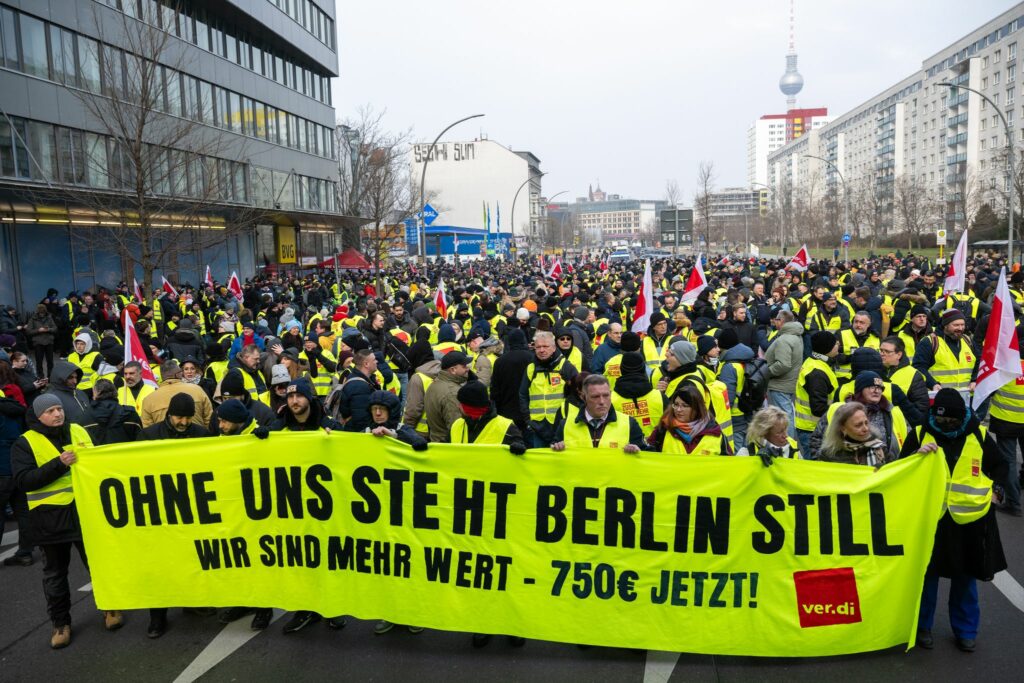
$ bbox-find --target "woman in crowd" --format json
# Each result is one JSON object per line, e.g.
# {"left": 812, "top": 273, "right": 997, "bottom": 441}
{"left": 646, "top": 384, "right": 732, "bottom": 455}
{"left": 742, "top": 405, "right": 802, "bottom": 462}
{"left": 816, "top": 402, "right": 890, "bottom": 467}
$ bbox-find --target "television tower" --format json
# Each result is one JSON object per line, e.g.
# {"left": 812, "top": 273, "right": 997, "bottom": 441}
{"left": 778, "top": 0, "right": 804, "bottom": 111}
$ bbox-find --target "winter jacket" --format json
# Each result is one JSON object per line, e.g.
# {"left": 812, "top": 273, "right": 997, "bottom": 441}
{"left": 140, "top": 418, "right": 211, "bottom": 440}
{"left": 424, "top": 369, "right": 468, "bottom": 442}
{"left": 44, "top": 361, "right": 92, "bottom": 425}
{"left": 449, "top": 405, "right": 527, "bottom": 451}
{"left": 565, "top": 320, "right": 593, "bottom": 372}
{"left": 10, "top": 416, "right": 87, "bottom": 544}
{"left": 490, "top": 332, "right": 534, "bottom": 429}
{"left": 900, "top": 418, "right": 1007, "bottom": 581}
{"left": 272, "top": 394, "right": 343, "bottom": 432}
{"left": 402, "top": 360, "right": 441, "bottom": 431}
{"left": 26, "top": 310, "right": 57, "bottom": 347}
{"left": 765, "top": 321, "right": 804, "bottom": 394}
{"left": 165, "top": 327, "right": 205, "bottom": 364}
{"left": 722, "top": 318, "right": 757, "bottom": 350}
{"left": 338, "top": 368, "right": 379, "bottom": 432}
{"left": 210, "top": 394, "right": 277, "bottom": 431}
{"left": 518, "top": 350, "right": 578, "bottom": 444}
{"left": 0, "top": 396, "right": 26, "bottom": 476}
{"left": 364, "top": 390, "right": 427, "bottom": 450}
{"left": 590, "top": 338, "right": 621, "bottom": 375}
{"left": 140, "top": 379, "right": 214, "bottom": 429}
{"left": 718, "top": 344, "right": 756, "bottom": 411}
{"left": 85, "top": 398, "right": 142, "bottom": 445}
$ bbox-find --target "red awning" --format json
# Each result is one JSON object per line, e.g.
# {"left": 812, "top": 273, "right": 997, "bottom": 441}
{"left": 319, "top": 248, "right": 373, "bottom": 269}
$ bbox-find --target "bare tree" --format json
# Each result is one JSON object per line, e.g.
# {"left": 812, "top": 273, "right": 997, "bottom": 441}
{"left": 693, "top": 162, "right": 715, "bottom": 251}
{"left": 30, "top": 3, "right": 264, "bottom": 292}
{"left": 664, "top": 179, "right": 682, "bottom": 208}
{"left": 894, "top": 175, "right": 940, "bottom": 250}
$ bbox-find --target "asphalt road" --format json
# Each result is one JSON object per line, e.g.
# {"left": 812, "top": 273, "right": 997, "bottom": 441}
{"left": 1, "top": 513, "right": 1023, "bottom": 683}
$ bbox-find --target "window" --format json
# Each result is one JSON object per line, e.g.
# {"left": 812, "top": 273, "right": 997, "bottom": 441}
{"left": 984, "top": 55, "right": 990, "bottom": 68}
{"left": 165, "top": 67, "right": 181, "bottom": 116}
{"left": 1, "top": 8, "right": 18, "bottom": 69}
{"left": 77, "top": 36, "right": 100, "bottom": 92}
{"left": 57, "top": 127, "right": 85, "bottom": 184}
{"left": 995, "top": 71, "right": 1002, "bottom": 85}
{"left": 996, "top": 49, "right": 1002, "bottom": 63}
{"left": 19, "top": 14, "right": 48, "bottom": 78}
{"left": 216, "top": 87, "right": 230, "bottom": 129}
{"left": 981, "top": 138, "right": 988, "bottom": 151}
{"left": 195, "top": 14, "right": 209, "bottom": 51}
{"left": 982, "top": 118, "right": 988, "bottom": 130}
{"left": 102, "top": 46, "right": 124, "bottom": 96}
{"left": 1009, "top": 87, "right": 1015, "bottom": 105}
{"left": 983, "top": 76, "right": 989, "bottom": 89}
{"left": 1011, "top": 42, "right": 1018, "bottom": 60}
{"left": 228, "top": 92, "right": 241, "bottom": 133}
{"left": 199, "top": 80, "right": 213, "bottom": 124}
{"left": 27, "top": 121, "right": 56, "bottom": 180}
{"left": 256, "top": 102, "right": 267, "bottom": 139}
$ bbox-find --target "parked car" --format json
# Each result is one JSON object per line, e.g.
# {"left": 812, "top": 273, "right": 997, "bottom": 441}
{"left": 608, "top": 249, "right": 632, "bottom": 263}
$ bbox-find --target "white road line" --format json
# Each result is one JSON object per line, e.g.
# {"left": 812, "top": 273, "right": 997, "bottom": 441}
{"left": 993, "top": 570, "right": 1024, "bottom": 614}
{"left": 172, "top": 609, "right": 286, "bottom": 683}
{"left": 78, "top": 582, "right": 92, "bottom": 592}
{"left": 643, "top": 650, "right": 680, "bottom": 683}
{"left": 1, "top": 529, "right": 19, "bottom": 546}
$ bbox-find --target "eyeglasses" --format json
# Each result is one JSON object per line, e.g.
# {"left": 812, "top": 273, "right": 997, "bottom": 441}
{"left": 671, "top": 402, "right": 691, "bottom": 411}
{"left": 878, "top": 348, "right": 897, "bottom": 356}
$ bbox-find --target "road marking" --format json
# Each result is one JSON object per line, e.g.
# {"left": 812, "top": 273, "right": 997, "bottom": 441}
{"left": 643, "top": 650, "right": 680, "bottom": 683}
{"left": 0, "top": 531, "right": 20, "bottom": 562}
{"left": 78, "top": 582, "right": 92, "bottom": 592}
{"left": 173, "top": 609, "right": 285, "bottom": 683}
{"left": 993, "top": 571, "right": 1024, "bottom": 614}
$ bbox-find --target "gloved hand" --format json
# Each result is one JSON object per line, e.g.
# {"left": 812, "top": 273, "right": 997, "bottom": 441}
{"left": 759, "top": 452, "right": 774, "bottom": 468}
{"left": 509, "top": 442, "right": 526, "bottom": 456}
{"left": 412, "top": 441, "right": 428, "bottom": 452}
{"left": 253, "top": 426, "right": 270, "bottom": 440}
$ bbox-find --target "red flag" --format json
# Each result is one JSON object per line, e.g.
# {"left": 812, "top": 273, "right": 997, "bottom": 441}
{"left": 132, "top": 278, "right": 144, "bottom": 303}
{"left": 227, "top": 271, "right": 243, "bottom": 302}
{"left": 204, "top": 265, "right": 214, "bottom": 290}
{"left": 469, "top": 263, "right": 474, "bottom": 279}
{"left": 943, "top": 230, "right": 969, "bottom": 294}
{"left": 680, "top": 255, "right": 708, "bottom": 305}
{"left": 434, "top": 278, "right": 448, "bottom": 319}
{"left": 567, "top": 262, "right": 575, "bottom": 274}
{"left": 599, "top": 260, "right": 608, "bottom": 272}
{"left": 631, "top": 260, "right": 654, "bottom": 333}
{"left": 539, "top": 253, "right": 545, "bottom": 271}
{"left": 124, "top": 314, "right": 158, "bottom": 387}
{"left": 548, "top": 258, "right": 563, "bottom": 279}
{"left": 161, "top": 276, "right": 178, "bottom": 298}
{"left": 973, "top": 267, "right": 1022, "bottom": 409}
{"left": 786, "top": 244, "right": 811, "bottom": 272}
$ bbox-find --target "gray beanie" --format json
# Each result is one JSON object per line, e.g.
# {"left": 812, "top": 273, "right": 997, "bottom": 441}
{"left": 573, "top": 306, "right": 590, "bottom": 322}
{"left": 270, "top": 364, "right": 291, "bottom": 386}
{"left": 669, "top": 340, "right": 696, "bottom": 365}
{"left": 32, "top": 393, "right": 62, "bottom": 418}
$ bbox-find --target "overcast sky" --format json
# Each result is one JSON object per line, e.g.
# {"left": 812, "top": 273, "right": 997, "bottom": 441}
{"left": 332, "top": 0, "right": 1015, "bottom": 204}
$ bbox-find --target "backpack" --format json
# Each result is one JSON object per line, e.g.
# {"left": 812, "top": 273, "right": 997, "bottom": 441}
{"left": 738, "top": 358, "right": 771, "bottom": 414}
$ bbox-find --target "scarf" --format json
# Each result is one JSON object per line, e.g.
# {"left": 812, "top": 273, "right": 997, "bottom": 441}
{"left": 183, "top": 375, "right": 202, "bottom": 385}
{"left": 669, "top": 415, "right": 709, "bottom": 444}
{"left": 460, "top": 403, "right": 489, "bottom": 420}
{"left": 810, "top": 351, "right": 831, "bottom": 363}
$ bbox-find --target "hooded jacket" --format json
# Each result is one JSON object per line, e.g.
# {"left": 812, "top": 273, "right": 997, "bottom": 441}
{"left": 764, "top": 321, "right": 804, "bottom": 394}
{"left": 402, "top": 359, "right": 441, "bottom": 431}
{"left": 365, "top": 390, "right": 427, "bottom": 450}
{"left": 491, "top": 330, "right": 534, "bottom": 428}
{"left": 85, "top": 398, "right": 142, "bottom": 445}
{"left": 718, "top": 344, "right": 756, "bottom": 410}
{"left": 44, "top": 361, "right": 92, "bottom": 425}
{"left": 273, "top": 392, "right": 343, "bottom": 432}
{"left": 166, "top": 325, "right": 205, "bottom": 364}
{"left": 424, "top": 369, "right": 469, "bottom": 443}
{"left": 590, "top": 337, "right": 621, "bottom": 375}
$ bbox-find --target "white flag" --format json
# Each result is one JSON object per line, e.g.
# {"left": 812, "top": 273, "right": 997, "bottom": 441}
{"left": 943, "top": 230, "right": 969, "bottom": 295}
{"left": 631, "top": 260, "right": 654, "bottom": 334}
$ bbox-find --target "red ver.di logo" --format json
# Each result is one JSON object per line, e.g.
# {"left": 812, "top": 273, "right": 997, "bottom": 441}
{"left": 793, "top": 568, "right": 863, "bottom": 628}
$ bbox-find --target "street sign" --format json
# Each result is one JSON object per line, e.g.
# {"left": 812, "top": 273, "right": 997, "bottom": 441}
{"left": 404, "top": 219, "right": 418, "bottom": 255}
{"left": 842, "top": 233, "right": 851, "bottom": 245}
{"left": 422, "top": 203, "right": 438, "bottom": 226}
{"left": 936, "top": 229, "right": 947, "bottom": 246}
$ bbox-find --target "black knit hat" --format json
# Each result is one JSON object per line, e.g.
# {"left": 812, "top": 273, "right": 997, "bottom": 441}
{"left": 620, "top": 331, "right": 642, "bottom": 353}
{"left": 167, "top": 392, "right": 195, "bottom": 418}
{"left": 911, "top": 305, "right": 929, "bottom": 318}
{"left": 853, "top": 371, "right": 884, "bottom": 394}
{"left": 811, "top": 331, "right": 837, "bottom": 355}
{"left": 620, "top": 352, "right": 646, "bottom": 377}
{"left": 717, "top": 328, "right": 739, "bottom": 350}
{"left": 456, "top": 380, "right": 490, "bottom": 408}
{"left": 217, "top": 399, "right": 249, "bottom": 424}
{"left": 932, "top": 388, "right": 967, "bottom": 420}
{"left": 649, "top": 312, "right": 667, "bottom": 327}
{"left": 940, "top": 309, "right": 965, "bottom": 328}
{"left": 696, "top": 336, "right": 718, "bottom": 357}
{"left": 441, "top": 351, "right": 470, "bottom": 370}
{"left": 220, "top": 369, "right": 246, "bottom": 398}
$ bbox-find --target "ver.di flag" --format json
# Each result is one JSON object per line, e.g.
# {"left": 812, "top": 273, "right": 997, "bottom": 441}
{"left": 228, "top": 272, "right": 244, "bottom": 302}
{"left": 679, "top": 255, "right": 708, "bottom": 305}
{"left": 132, "top": 278, "right": 144, "bottom": 304}
{"left": 787, "top": 245, "right": 811, "bottom": 272}
{"left": 973, "top": 267, "right": 1022, "bottom": 409}
{"left": 205, "top": 265, "right": 215, "bottom": 290}
{"left": 161, "top": 276, "right": 178, "bottom": 298}
{"left": 434, "top": 278, "right": 448, "bottom": 319}
{"left": 631, "top": 259, "right": 653, "bottom": 333}
{"left": 124, "top": 314, "right": 157, "bottom": 387}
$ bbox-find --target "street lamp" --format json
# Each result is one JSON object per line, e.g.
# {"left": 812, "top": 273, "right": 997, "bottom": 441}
{"left": 545, "top": 190, "right": 568, "bottom": 254}
{"left": 804, "top": 154, "right": 850, "bottom": 260}
{"left": 417, "top": 114, "right": 485, "bottom": 266}
{"left": 510, "top": 172, "right": 547, "bottom": 260}
{"left": 938, "top": 81, "right": 1016, "bottom": 266}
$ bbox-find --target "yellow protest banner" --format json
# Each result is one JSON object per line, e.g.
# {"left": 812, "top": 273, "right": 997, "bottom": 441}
{"left": 72, "top": 433, "right": 948, "bottom": 656}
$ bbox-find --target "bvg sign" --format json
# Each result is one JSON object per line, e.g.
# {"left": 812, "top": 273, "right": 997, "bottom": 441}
{"left": 276, "top": 226, "right": 297, "bottom": 264}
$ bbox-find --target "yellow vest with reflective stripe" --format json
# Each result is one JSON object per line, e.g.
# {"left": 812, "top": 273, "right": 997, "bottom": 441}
{"left": 888, "top": 365, "right": 923, "bottom": 400}
{"left": 836, "top": 330, "right": 880, "bottom": 380}
{"left": 22, "top": 424, "right": 93, "bottom": 509}
{"left": 678, "top": 374, "right": 733, "bottom": 440}
{"left": 611, "top": 388, "right": 663, "bottom": 437}
{"left": 748, "top": 436, "right": 803, "bottom": 459}
{"left": 661, "top": 430, "right": 725, "bottom": 456}
{"left": 931, "top": 335, "right": 975, "bottom": 390}
{"left": 413, "top": 372, "right": 433, "bottom": 434}
{"left": 720, "top": 360, "right": 745, "bottom": 417}
{"left": 563, "top": 412, "right": 631, "bottom": 449}
{"left": 805, "top": 307, "right": 844, "bottom": 332}
{"left": 560, "top": 345, "right": 583, "bottom": 372}
{"left": 311, "top": 350, "right": 337, "bottom": 397}
{"left": 375, "top": 370, "right": 400, "bottom": 396}
{"left": 898, "top": 329, "right": 923, "bottom": 361}
{"left": 527, "top": 358, "right": 566, "bottom": 424}
{"left": 918, "top": 427, "right": 992, "bottom": 524}
{"left": 118, "top": 382, "right": 155, "bottom": 414}
{"left": 603, "top": 353, "right": 623, "bottom": 389}
{"left": 241, "top": 369, "right": 271, "bottom": 406}
{"left": 68, "top": 351, "right": 99, "bottom": 390}
{"left": 642, "top": 336, "right": 669, "bottom": 370}
{"left": 206, "top": 360, "right": 229, "bottom": 383}
{"left": 795, "top": 357, "right": 838, "bottom": 431}
{"left": 450, "top": 415, "right": 513, "bottom": 444}
{"left": 989, "top": 360, "right": 1024, "bottom": 422}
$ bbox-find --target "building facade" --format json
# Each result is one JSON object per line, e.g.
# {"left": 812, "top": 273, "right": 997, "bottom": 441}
{"left": 767, "top": 3, "right": 1024, "bottom": 240}
{"left": 0, "top": 0, "right": 349, "bottom": 311}
{"left": 571, "top": 194, "right": 667, "bottom": 246}
{"left": 409, "top": 138, "right": 541, "bottom": 258}
{"left": 747, "top": 108, "right": 831, "bottom": 188}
